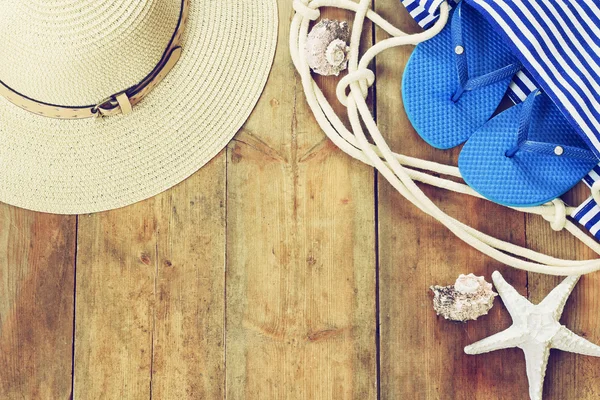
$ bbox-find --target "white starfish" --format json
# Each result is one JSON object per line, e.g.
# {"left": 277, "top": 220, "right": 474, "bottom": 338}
{"left": 464, "top": 271, "right": 600, "bottom": 400}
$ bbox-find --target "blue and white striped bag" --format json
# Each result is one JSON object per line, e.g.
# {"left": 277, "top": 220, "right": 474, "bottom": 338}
{"left": 466, "top": 0, "right": 600, "bottom": 238}
{"left": 400, "top": 0, "right": 457, "bottom": 29}
{"left": 400, "top": 0, "right": 600, "bottom": 240}
{"left": 467, "top": 0, "right": 600, "bottom": 159}
{"left": 573, "top": 164, "right": 600, "bottom": 241}
{"left": 400, "top": 1, "right": 536, "bottom": 102}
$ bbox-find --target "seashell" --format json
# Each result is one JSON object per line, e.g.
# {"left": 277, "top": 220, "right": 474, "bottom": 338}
{"left": 430, "top": 273, "right": 497, "bottom": 322}
{"left": 305, "top": 19, "right": 350, "bottom": 76}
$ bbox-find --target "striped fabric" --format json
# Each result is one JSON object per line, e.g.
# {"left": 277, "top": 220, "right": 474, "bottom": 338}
{"left": 400, "top": 0, "right": 537, "bottom": 105}
{"left": 401, "top": 0, "right": 457, "bottom": 29}
{"left": 573, "top": 196, "right": 600, "bottom": 240}
{"left": 507, "top": 85, "right": 600, "bottom": 242}
{"left": 506, "top": 69, "right": 537, "bottom": 104}
{"left": 399, "top": 0, "right": 600, "bottom": 240}
{"left": 466, "top": 0, "right": 600, "bottom": 159}
{"left": 571, "top": 164, "right": 600, "bottom": 240}
{"left": 573, "top": 197, "right": 600, "bottom": 239}
{"left": 582, "top": 164, "right": 600, "bottom": 188}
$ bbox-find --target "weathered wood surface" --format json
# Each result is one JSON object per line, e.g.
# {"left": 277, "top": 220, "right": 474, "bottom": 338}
{"left": 374, "top": 3, "right": 530, "bottom": 399}
{"left": 0, "top": 209, "right": 76, "bottom": 399}
{"left": 73, "top": 155, "right": 226, "bottom": 399}
{"left": 225, "top": 2, "right": 377, "bottom": 398}
{"left": 0, "top": 1, "right": 599, "bottom": 399}
{"left": 526, "top": 186, "right": 600, "bottom": 400}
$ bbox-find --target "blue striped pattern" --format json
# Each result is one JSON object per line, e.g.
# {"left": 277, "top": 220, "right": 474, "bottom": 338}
{"left": 582, "top": 164, "right": 600, "bottom": 188}
{"left": 400, "top": 0, "right": 535, "bottom": 104}
{"left": 573, "top": 196, "right": 600, "bottom": 240}
{"left": 506, "top": 69, "right": 537, "bottom": 104}
{"left": 571, "top": 164, "right": 600, "bottom": 239}
{"left": 401, "top": 0, "right": 600, "bottom": 225}
{"left": 401, "top": 0, "right": 455, "bottom": 29}
{"left": 400, "top": 1, "right": 538, "bottom": 106}
{"left": 467, "top": 0, "right": 600, "bottom": 159}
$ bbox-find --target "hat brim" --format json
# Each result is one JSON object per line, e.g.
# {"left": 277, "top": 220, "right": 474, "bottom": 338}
{"left": 0, "top": 0, "right": 278, "bottom": 214}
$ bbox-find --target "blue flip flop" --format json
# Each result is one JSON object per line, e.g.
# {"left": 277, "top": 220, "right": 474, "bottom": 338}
{"left": 458, "top": 90, "right": 599, "bottom": 207}
{"left": 402, "top": 2, "right": 521, "bottom": 149}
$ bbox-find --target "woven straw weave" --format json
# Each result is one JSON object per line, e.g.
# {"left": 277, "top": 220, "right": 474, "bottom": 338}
{"left": 0, "top": 0, "right": 278, "bottom": 214}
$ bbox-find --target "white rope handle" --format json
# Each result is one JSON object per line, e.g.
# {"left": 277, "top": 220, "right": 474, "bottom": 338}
{"left": 290, "top": 0, "right": 600, "bottom": 276}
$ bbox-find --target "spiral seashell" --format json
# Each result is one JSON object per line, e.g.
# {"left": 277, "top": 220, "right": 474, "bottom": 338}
{"left": 430, "top": 274, "right": 497, "bottom": 322}
{"left": 305, "top": 19, "right": 350, "bottom": 76}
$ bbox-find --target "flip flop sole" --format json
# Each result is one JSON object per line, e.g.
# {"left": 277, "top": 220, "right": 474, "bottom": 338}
{"left": 402, "top": 4, "right": 517, "bottom": 149}
{"left": 458, "top": 95, "right": 597, "bottom": 207}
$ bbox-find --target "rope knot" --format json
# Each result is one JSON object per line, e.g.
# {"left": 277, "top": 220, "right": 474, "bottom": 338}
{"left": 336, "top": 69, "right": 375, "bottom": 107}
{"left": 543, "top": 199, "right": 567, "bottom": 231}
{"left": 293, "top": 0, "right": 320, "bottom": 21}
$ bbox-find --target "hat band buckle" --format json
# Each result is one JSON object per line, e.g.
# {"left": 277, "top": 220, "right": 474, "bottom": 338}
{"left": 0, "top": 0, "right": 189, "bottom": 120}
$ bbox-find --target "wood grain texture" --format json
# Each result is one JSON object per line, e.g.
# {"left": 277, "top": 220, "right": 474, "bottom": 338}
{"left": 374, "top": 2, "right": 529, "bottom": 398}
{"left": 73, "top": 154, "right": 226, "bottom": 399}
{"left": 2, "top": 1, "right": 600, "bottom": 399}
{"left": 224, "top": 2, "right": 377, "bottom": 399}
{"left": 150, "top": 156, "right": 226, "bottom": 399}
{"left": 0, "top": 207, "right": 76, "bottom": 399}
{"left": 74, "top": 198, "right": 159, "bottom": 399}
{"left": 526, "top": 185, "right": 600, "bottom": 400}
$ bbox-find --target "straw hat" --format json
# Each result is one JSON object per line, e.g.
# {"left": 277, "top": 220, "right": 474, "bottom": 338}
{"left": 0, "top": 0, "right": 278, "bottom": 214}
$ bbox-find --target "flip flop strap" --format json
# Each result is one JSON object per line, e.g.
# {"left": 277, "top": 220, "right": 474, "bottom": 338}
{"left": 515, "top": 141, "right": 598, "bottom": 161}
{"left": 506, "top": 90, "right": 597, "bottom": 161}
{"left": 461, "top": 63, "right": 523, "bottom": 91}
{"left": 451, "top": 2, "right": 521, "bottom": 101}
{"left": 515, "top": 88, "right": 540, "bottom": 145}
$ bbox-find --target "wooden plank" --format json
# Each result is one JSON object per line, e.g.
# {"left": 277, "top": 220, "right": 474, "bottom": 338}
{"left": 73, "top": 154, "right": 226, "bottom": 399}
{"left": 0, "top": 206, "right": 76, "bottom": 399}
{"left": 74, "top": 198, "right": 158, "bottom": 399}
{"left": 526, "top": 186, "right": 600, "bottom": 399}
{"left": 375, "top": 1, "right": 529, "bottom": 398}
{"left": 225, "top": 2, "right": 377, "bottom": 398}
{"left": 151, "top": 155, "right": 226, "bottom": 399}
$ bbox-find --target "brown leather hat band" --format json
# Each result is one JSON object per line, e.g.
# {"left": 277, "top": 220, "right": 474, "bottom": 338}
{"left": 0, "top": 0, "right": 189, "bottom": 120}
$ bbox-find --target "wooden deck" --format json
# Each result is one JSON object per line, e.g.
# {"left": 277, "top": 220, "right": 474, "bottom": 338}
{"left": 1, "top": 1, "right": 599, "bottom": 399}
